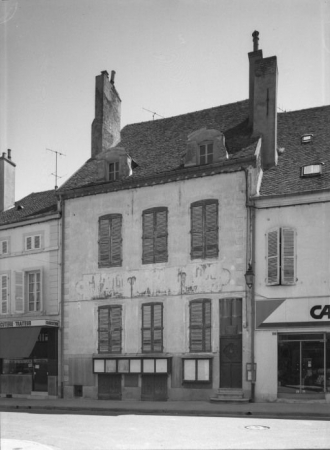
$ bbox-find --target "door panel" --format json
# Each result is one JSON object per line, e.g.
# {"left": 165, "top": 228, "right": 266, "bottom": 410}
{"left": 33, "top": 359, "right": 48, "bottom": 392}
{"left": 141, "top": 375, "right": 167, "bottom": 401}
{"left": 98, "top": 374, "right": 122, "bottom": 400}
{"left": 220, "top": 336, "right": 242, "bottom": 388}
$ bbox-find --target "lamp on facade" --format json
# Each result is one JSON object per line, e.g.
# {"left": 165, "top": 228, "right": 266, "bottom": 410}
{"left": 244, "top": 263, "right": 254, "bottom": 288}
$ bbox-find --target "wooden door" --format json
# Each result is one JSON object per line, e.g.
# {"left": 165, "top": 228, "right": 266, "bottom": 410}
{"left": 220, "top": 335, "right": 242, "bottom": 388}
{"left": 33, "top": 359, "right": 48, "bottom": 392}
{"left": 98, "top": 374, "right": 122, "bottom": 400}
{"left": 141, "top": 374, "right": 167, "bottom": 401}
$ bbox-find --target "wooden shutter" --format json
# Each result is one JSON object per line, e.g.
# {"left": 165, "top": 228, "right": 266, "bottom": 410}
{"left": 154, "top": 210, "right": 167, "bottom": 263}
{"left": 142, "top": 303, "right": 163, "bottom": 352}
{"left": 142, "top": 304, "right": 152, "bottom": 352}
{"left": 191, "top": 204, "right": 204, "bottom": 259}
{"left": 190, "top": 300, "right": 211, "bottom": 352}
{"left": 26, "top": 237, "right": 32, "bottom": 250}
{"left": 15, "top": 271, "right": 24, "bottom": 312}
{"left": 142, "top": 212, "right": 155, "bottom": 264}
{"left": 281, "top": 228, "right": 295, "bottom": 285}
{"left": 204, "top": 300, "right": 211, "bottom": 351}
{"left": 266, "top": 229, "right": 280, "bottom": 285}
{"left": 110, "top": 306, "right": 122, "bottom": 353}
{"left": 98, "top": 307, "right": 110, "bottom": 353}
{"left": 34, "top": 235, "right": 41, "bottom": 249}
{"left": 152, "top": 303, "right": 163, "bottom": 352}
{"left": 205, "top": 202, "right": 218, "bottom": 258}
{"left": 99, "top": 217, "right": 111, "bottom": 267}
{"left": 110, "top": 216, "right": 122, "bottom": 266}
{"left": 1, "top": 274, "right": 8, "bottom": 314}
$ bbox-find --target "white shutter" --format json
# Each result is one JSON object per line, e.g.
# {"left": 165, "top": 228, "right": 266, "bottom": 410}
{"left": 281, "top": 228, "right": 296, "bottom": 285}
{"left": 15, "top": 271, "right": 24, "bottom": 312}
{"left": 266, "top": 229, "right": 280, "bottom": 285}
{"left": 1, "top": 274, "right": 8, "bottom": 314}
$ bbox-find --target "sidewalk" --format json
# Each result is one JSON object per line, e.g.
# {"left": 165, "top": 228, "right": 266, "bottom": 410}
{"left": 0, "top": 397, "right": 329, "bottom": 419}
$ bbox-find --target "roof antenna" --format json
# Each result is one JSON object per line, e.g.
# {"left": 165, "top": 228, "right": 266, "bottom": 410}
{"left": 142, "top": 108, "right": 164, "bottom": 120}
{"left": 46, "top": 148, "right": 66, "bottom": 190}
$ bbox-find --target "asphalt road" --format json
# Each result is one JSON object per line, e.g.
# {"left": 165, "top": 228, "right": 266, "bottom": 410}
{"left": 1, "top": 412, "right": 330, "bottom": 449}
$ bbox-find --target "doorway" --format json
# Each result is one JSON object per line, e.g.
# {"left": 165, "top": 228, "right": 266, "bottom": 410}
{"left": 141, "top": 374, "right": 167, "bottom": 401}
{"left": 33, "top": 359, "right": 48, "bottom": 391}
{"left": 278, "top": 333, "right": 328, "bottom": 397}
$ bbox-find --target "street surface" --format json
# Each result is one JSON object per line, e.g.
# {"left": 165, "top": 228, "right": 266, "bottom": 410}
{"left": 0, "top": 412, "right": 329, "bottom": 449}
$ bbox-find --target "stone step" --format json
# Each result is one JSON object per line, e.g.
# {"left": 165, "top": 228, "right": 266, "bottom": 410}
{"left": 217, "top": 389, "right": 244, "bottom": 398}
{"left": 210, "top": 396, "right": 250, "bottom": 403}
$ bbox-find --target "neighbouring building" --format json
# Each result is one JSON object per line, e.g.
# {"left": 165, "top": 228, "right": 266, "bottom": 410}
{"left": 57, "top": 32, "right": 279, "bottom": 402}
{"left": 252, "top": 105, "right": 330, "bottom": 402}
{"left": 0, "top": 150, "right": 61, "bottom": 398}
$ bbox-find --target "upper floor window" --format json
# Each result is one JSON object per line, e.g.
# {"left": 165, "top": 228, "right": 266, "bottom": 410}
{"left": 13, "top": 269, "right": 43, "bottom": 313}
{"left": 142, "top": 303, "right": 163, "bottom": 353}
{"left": 191, "top": 200, "right": 218, "bottom": 259}
{"left": 108, "top": 162, "right": 119, "bottom": 181}
{"left": 25, "top": 235, "right": 41, "bottom": 251}
{"left": 142, "top": 208, "right": 168, "bottom": 264}
{"left": 28, "top": 271, "right": 41, "bottom": 312}
{"left": 189, "top": 299, "right": 211, "bottom": 352}
{"left": 98, "top": 305, "right": 122, "bottom": 353}
{"left": 199, "top": 143, "right": 213, "bottom": 165}
{"left": 0, "top": 240, "right": 8, "bottom": 255}
{"left": 98, "top": 214, "right": 122, "bottom": 268}
{"left": 1, "top": 274, "right": 9, "bottom": 314}
{"left": 266, "top": 227, "right": 296, "bottom": 285}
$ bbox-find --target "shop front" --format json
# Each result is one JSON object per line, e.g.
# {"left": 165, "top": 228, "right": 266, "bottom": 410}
{"left": 0, "top": 319, "right": 59, "bottom": 397}
{"left": 255, "top": 298, "right": 330, "bottom": 401}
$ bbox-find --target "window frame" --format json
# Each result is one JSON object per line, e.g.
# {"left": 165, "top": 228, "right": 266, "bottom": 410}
{"left": 266, "top": 227, "right": 296, "bottom": 286}
{"left": 199, "top": 142, "right": 214, "bottom": 165}
{"left": 189, "top": 299, "right": 212, "bottom": 353}
{"left": 98, "top": 305, "right": 122, "bottom": 354}
{"left": 142, "top": 207, "right": 168, "bottom": 264}
{"left": 0, "top": 239, "right": 9, "bottom": 255}
{"left": 98, "top": 214, "right": 123, "bottom": 268}
{"left": 108, "top": 162, "right": 119, "bottom": 181}
{"left": 301, "top": 164, "right": 322, "bottom": 177}
{"left": 1, "top": 273, "right": 9, "bottom": 315}
{"left": 27, "top": 270, "right": 41, "bottom": 312}
{"left": 190, "top": 199, "right": 219, "bottom": 260}
{"left": 25, "top": 235, "right": 41, "bottom": 251}
{"left": 141, "top": 302, "right": 164, "bottom": 353}
{"left": 182, "top": 358, "right": 212, "bottom": 383}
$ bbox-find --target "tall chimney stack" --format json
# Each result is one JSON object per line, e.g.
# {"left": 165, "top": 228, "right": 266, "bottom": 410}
{"left": 0, "top": 150, "right": 16, "bottom": 212}
{"left": 248, "top": 31, "right": 263, "bottom": 127}
{"left": 91, "top": 70, "right": 121, "bottom": 158}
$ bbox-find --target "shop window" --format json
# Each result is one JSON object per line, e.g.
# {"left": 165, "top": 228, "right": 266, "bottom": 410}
{"left": 98, "top": 214, "right": 122, "bottom": 268}
{"left": 1, "top": 274, "right": 9, "bottom": 314}
{"left": 182, "top": 358, "right": 212, "bottom": 382}
{"left": 266, "top": 227, "right": 296, "bottom": 285}
{"left": 191, "top": 200, "right": 218, "bottom": 259}
{"left": 199, "top": 143, "right": 213, "bottom": 165}
{"left": 142, "top": 208, "right": 168, "bottom": 264}
{"left": 142, "top": 303, "right": 163, "bottom": 353}
{"left": 98, "top": 305, "right": 122, "bottom": 353}
{"left": 189, "top": 299, "right": 211, "bottom": 352}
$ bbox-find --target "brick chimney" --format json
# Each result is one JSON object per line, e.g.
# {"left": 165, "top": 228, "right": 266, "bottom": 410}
{"left": 0, "top": 149, "right": 16, "bottom": 212}
{"left": 248, "top": 31, "right": 278, "bottom": 169}
{"left": 91, "top": 70, "right": 121, "bottom": 158}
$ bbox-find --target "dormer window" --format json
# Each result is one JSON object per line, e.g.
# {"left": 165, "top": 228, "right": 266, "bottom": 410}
{"left": 108, "top": 162, "right": 119, "bottom": 181}
{"left": 200, "top": 143, "right": 213, "bottom": 165}
{"left": 301, "top": 164, "right": 322, "bottom": 177}
{"left": 301, "top": 134, "right": 313, "bottom": 144}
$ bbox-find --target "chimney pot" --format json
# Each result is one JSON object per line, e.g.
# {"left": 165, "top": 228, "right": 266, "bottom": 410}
{"left": 2, "top": 152, "right": 6, "bottom": 158}
{"left": 252, "top": 30, "right": 259, "bottom": 51}
{"left": 101, "top": 70, "right": 109, "bottom": 78}
{"left": 7, "top": 149, "right": 11, "bottom": 160}
{"left": 110, "top": 70, "right": 116, "bottom": 85}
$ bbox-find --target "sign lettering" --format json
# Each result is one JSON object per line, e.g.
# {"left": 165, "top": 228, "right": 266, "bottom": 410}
{"left": 310, "top": 305, "right": 330, "bottom": 319}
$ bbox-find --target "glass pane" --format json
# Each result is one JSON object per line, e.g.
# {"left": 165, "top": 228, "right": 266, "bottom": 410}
{"left": 94, "top": 360, "right": 104, "bottom": 373}
{"left": 197, "top": 359, "right": 209, "bottom": 381}
{"left": 105, "top": 359, "right": 117, "bottom": 373}
{"left": 184, "top": 360, "right": 196, "bottom": 381}
{"left": 118, "top": 359, "right": 129, "bottom": 373}
{"left": 155, "top": 359, "right": 167, "bottom": 373}
{"left": 130, "top": 359, "right": 141, "bottom": 373}
{"left": 278, "top": 341, "right": 300, "bottom": 394}
{"left": 143, "top": 359, "right": 154, "bottom": 373}
{"left": 301, "top": 341, "right": 325, "bottom": 393}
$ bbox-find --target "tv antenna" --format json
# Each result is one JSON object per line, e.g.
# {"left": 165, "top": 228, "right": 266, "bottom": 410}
{"left": 46, "top": 148, "right": 66, "bottom": 190}
{"left": 142, "top": 108, "right": 164, "bottom": 120}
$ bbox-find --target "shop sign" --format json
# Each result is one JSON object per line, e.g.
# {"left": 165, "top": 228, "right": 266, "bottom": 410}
{"left": 0, "top": 319, "right": 59, "bottom": 328}
{"left": 310, "top": 305, "right": 330, "bottom": 319}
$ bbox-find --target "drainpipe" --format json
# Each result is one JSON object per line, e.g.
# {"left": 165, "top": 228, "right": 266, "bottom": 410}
{"left": 59, "top": 195, "right": 65, "bottom": 398}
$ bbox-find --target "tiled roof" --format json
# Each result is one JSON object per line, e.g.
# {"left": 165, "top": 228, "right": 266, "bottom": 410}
{"left": 260, "top": 105, "right": 330, "bottom": 196}
{"left": 59, "top": 99, "right": 259, "bottom": 192}
{"left": 0, "top": 190, "right": 58, "bottom": 226}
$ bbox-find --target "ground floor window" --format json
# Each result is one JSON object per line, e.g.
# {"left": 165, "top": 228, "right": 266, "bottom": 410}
{"left": 182, "top": 358, "right": 212, "bottom": 382}
{"left": 278, "top": 333, "right": 330, "bottom": 395}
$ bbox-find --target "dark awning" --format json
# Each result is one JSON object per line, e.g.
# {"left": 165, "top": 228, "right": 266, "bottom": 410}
{"left": 0, "top": 327, "right": 41, "bottom": 359}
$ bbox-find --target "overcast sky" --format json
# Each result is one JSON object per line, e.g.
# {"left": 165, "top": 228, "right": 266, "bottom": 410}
{"left": 1, "top": 0, "right": 329, "bottom": 201}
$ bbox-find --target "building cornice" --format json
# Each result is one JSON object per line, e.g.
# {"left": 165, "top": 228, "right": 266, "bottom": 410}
{"left": 251, "top": 188, "right": 330, "bottom": 208}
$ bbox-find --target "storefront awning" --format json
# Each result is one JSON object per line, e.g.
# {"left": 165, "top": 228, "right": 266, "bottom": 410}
{"left": 0, "top": 327, "right": 41, "bottom": 359}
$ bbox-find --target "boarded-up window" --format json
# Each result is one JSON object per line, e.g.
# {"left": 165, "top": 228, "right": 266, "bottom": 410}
{"left": 142, "top": 303, "right": 163, "bottom": 353}
{"left": 98, "top": 306, "right": 122, "bottom": 353}
{"left": 142, "top": 208, "right": 168, "bottom": 264}
{"left": 1, "top": 274, "right": 8, "bottom": 314}
{"left": 98, "top": 214, "right": 122, "bottom": 268}
{"left": 189, "top": 299, "right": 211, "bottom": 352}
{"left": 191, "top": 200, "right": 218, "bottom": 259}
{"left": 266, "top": 227, "right": 296, "bottom": 285}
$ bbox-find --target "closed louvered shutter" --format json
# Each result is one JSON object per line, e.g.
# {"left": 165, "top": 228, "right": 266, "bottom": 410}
{"left": 110, "top": 306, "right": 122, "bottom": 353}
{"left": 99, "top": 307, "right": 110, "bottom": 353}
{"left": 142, "top": 209, "right": 168, "bottom": 264}
{"left": 142, "top": 303, "right": 163, "bottom": 352}
{"left": 1, "top": 274, "right": 8, "bottom": 314}
{"left": 267, "top": 229, "right": 279, "bottom": 285}
{"left": 153, "top": 303, "right": 163, "bottom": 352}
{"left": 190, "top": 300, "right": 212, "bottom": 352}
{"left": 191, "top": 200, "right": 218, "bottom": 259}
{"left": 15, "top": 271, "right": 24, "bottom": 312}
{"left": 282, "top": 228, "right": 295, "bottom": 285}
{"left": 98, "top": 215, "right": 122, "bottom": 267}
{"left": 142, "top": 304, "right": 152, "bottom": 352}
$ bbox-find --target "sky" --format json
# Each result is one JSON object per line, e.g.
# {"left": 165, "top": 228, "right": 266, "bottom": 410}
{"left": 1, "top": 0, "right": 329, "bottom": 201}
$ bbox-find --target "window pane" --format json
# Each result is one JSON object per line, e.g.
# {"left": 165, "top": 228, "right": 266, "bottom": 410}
{"left": 156, "top": 359, "right": 167, "bottom": 373}
{"left": 197, "top": 360, "right": 210, "bottom": 381}
{"left": 94, "top": 360, "right": 105, "bottom": 373}
{"left": 184, "top": 360, "right": 196, "bottom": 380}
{"left": 143, "top": 359, "right": 154, "bottom": 373}
{"left": 130, "top": 359, "right": 141, "bottom": 373}
{"left": 105, "top": 360, "right": 117, "bottom": 372}
{"left": 118, "top": 359, "right": 129, "bottom": 373}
